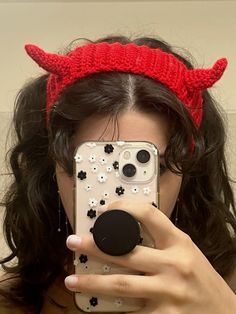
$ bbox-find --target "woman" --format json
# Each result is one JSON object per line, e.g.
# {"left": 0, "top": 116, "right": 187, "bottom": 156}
{"left": 0, "top": 34, "right": 236, "bottom": 313}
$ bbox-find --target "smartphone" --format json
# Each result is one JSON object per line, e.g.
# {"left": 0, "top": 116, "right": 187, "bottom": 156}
{"left": 73, "top": 140, "right": 159, "bottom": 312}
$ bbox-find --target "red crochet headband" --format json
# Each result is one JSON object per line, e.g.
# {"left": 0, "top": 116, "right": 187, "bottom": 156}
{"left": 24, "top": 42, "right": 228, "bottom": 128}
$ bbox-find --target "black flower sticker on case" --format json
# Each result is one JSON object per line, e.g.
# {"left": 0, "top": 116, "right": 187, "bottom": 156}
{"left": 90, "top": 297, "right": 98, "bottom": 307}
{"left": 89, "top": 227, "right": 94, "bottom": 233}
{"left": 87, "top": 209, "right": 96, "bottom": 219}
{"left": 100, "top": 199, "right": 105, "bottom": 205}
{"left": 113, "top": 161, "right": 119, "bottom": 170}
{"left": 79, "top": 254, "right": 88, "bottom": 263}
{"left": 77, "top": 170, "right": 87, "bottom": 180}
{"left": 115, "top": 186, "right": 125, "bottom": 196}
{"left": 104, "top": 144, "right": 114, "bottom": 154}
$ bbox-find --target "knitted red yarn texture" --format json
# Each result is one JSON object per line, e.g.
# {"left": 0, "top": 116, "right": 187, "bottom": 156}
{"left": 24, "top": 42, "right": 228, "bottom": 128}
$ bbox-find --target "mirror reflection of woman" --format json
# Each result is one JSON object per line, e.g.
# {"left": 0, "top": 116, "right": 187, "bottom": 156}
{"left": 0, "top": 34, "right": 236, "bottom": 313}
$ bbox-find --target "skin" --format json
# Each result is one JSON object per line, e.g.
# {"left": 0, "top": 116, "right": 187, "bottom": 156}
{"left": 55, "top": 110, "right": 236, "bottom": 314}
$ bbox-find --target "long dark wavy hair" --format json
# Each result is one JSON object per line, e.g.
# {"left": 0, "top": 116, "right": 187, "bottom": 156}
{"left": 0, "top": 34, "right": 236, "bottom": 313}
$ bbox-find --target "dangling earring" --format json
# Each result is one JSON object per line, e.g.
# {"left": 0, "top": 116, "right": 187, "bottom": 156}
{"left": 175, "top": 198, "right": 179, "bottom": 226}
{"left": 57, "top": 190, "right": 62, "bottom": 232}
{"left": 65, "top": 214, "right": 69, "bottom": 237}
{"left": 57, "top": 189, "right": 70, "bottom": 237}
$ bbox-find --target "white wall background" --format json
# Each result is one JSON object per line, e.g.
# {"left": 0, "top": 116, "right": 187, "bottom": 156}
{"left": 0, "top": 1, "right": 236, "bottom": 112}
{"left": 0, "top": 0, "right": 235, "bottom": 258}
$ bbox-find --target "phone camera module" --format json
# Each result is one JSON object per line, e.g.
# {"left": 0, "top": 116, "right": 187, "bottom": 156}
{"left": 136, "top": 150, "right": 150, "bottom": 163}
{"left": 122, "top": 163, "right": 137, "bottom": 177}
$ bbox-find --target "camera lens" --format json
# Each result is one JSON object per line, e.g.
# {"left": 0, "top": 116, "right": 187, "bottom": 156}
{"left": 122, "top": 163, "right": 136, "bottom": 177}
{"left": 136, "top": 150, "right": 150, "bottom": 163}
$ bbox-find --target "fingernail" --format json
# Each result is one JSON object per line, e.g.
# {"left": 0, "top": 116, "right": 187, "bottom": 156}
{"left": 97, "top": 204, "right": 108, "bottom": 214}
{"left": 65, "top": 275, "right": 78, "bottom": 288}
{"left": 66, "top": 235, "right": 81, "bottom": 250}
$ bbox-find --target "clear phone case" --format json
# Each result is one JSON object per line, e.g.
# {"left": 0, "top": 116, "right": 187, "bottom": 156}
{"left": 73, "top": 140, "right": 159, "bottom": 312}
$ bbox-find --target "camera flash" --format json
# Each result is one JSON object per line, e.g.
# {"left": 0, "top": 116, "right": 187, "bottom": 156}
{"left": 124, "top": 150, "right": 131, "bottom": 159}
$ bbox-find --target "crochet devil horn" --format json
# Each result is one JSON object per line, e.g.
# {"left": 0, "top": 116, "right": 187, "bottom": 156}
{"left": 185, "top": 58, "right": 228, "bottom": 91}
{"left": 24, "top": 44, "right": 73, "bottom": 76}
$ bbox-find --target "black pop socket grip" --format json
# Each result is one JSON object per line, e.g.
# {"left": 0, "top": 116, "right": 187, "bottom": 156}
{"left": 92, "top": 209, "right": 141, "bottom": 256}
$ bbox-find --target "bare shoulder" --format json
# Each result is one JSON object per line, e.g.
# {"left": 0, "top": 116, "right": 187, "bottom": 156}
{"left": 0, "top": 270, "right": 25, "bottom": 314}
{"left": 225, "top": 267, "right": 236, "bottom": 294}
